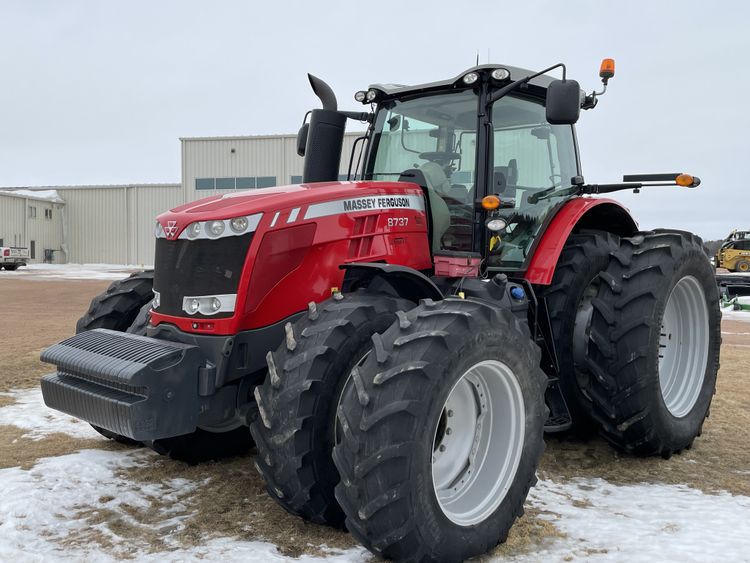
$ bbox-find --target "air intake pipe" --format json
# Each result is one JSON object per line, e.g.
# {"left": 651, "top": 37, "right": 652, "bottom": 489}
{"left": 302, "top": 74, "right": 346, "bottom": 183}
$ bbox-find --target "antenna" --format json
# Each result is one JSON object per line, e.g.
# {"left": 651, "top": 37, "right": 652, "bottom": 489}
{"left": 476, "top": 51, "right": 479, "bottom": 66}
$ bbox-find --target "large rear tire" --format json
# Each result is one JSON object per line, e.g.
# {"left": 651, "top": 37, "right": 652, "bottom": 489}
{"left": 537, "top": 231, "right": 620, "bottom": 434}
{"left": 586, "top": 231, "right": 721, "bottom": 456}
{"left": 250, "top": 291, "right": 412, "bottom": 527}
{"left": 333, "top": 298, "right": 547, "bottom": 561}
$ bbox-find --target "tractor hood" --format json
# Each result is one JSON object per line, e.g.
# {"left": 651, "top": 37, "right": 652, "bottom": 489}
{"left": 156, "top": 180, "right": 425, "bottom": 241}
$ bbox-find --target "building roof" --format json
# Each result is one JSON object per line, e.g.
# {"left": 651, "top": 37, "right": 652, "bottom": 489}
{"left": 0, "top": 189, "right": 65, "bottom": 204}
{"left": 0, "top": 183, "right": 180, "bottom": 191}
{"left": 179, "top": 131, "right": 364, "bottom": 142}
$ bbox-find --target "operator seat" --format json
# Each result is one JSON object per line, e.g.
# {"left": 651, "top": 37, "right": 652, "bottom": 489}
{"left": 397, "top": 163, "right": 451, "bottom": 253}
{"left": 417, "top": 162, "right": 452, "bottom": 252}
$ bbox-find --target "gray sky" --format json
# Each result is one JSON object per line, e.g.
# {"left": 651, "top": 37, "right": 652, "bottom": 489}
{"left": 0, "top": 0, "right": 747, "bottom": 239}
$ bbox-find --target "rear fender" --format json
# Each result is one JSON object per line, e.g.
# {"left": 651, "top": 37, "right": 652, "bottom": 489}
{"left": 525, "top": 198, "right": 638, "bottom": 285}
{"left": 341, "top": 263, "right": 443, "bottom": 303}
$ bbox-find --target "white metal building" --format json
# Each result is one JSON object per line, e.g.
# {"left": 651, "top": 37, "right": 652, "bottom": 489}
{"left": 0, "top": 132, "right": 363, "bottom": 265}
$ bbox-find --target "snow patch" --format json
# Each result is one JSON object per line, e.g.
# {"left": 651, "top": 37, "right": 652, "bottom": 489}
{"left": 0, "top": 449, "right": 367, "bottom": 562}
{"left": 1, "top": 263, "right": 147, "bottom": 280}
{"left": 0, "top": 388, "right": 99, "bottom": 440}
{"left": 513, "top": 478, "right": 750, "bottom": 562}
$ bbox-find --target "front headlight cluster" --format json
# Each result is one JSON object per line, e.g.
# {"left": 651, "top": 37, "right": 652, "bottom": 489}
{"left": 155, "top": 213, "right": 262, "bottom": 240}
{"left": 182, "top": 294, "right": 237, "bottom": 316}
{"left": 180, "top": 213, "right": 262, "bottom": 240}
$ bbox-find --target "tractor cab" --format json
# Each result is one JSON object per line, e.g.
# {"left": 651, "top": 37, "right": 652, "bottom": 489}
{"left": 301, "top": 63, "right": 591, "bottom": 273}
{"left": 359, "top": 66, "right": 581, "bottom": 269}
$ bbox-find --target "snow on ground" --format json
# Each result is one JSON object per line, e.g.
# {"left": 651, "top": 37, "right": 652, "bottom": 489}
{"left": 0, "top": 263, "right": 146, "bottom": 281}
{"left": 518, "top": 479, "right": 750, "bottom": 563}
{"left": 0, "top": 388, "right": 100, "bottom": 440}
{"left": 1, "top": 391, "right": 749, "bottom": 562}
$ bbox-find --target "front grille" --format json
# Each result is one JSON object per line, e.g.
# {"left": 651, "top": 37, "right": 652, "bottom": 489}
{"left": 153, "top": 233, "right": 253, "bottom": 318}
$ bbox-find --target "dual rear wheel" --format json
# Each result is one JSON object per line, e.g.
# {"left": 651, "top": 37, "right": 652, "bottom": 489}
{"left": 254, "top": 230, "right": 720, "bottom": 561}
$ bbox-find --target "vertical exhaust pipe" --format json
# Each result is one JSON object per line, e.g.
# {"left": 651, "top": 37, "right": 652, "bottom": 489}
{"left": 302, "top": 74, "right": 346, "bottom": 183}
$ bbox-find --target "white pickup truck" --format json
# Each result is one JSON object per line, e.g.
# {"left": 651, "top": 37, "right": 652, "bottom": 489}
{"left": 0, "top": 246, "right": 29, "bottom": 271}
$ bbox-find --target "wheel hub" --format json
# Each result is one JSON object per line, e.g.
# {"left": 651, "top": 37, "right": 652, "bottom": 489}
{"left": 431, "top": 360, "right": 525, "bottom": 526}
{"left": 658, "top": 275, "right": 710, "bottom": 417}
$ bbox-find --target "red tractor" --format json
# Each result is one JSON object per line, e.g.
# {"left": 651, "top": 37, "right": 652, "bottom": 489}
{"left": 41, "top": 59, "right": 720, "bottom": 561}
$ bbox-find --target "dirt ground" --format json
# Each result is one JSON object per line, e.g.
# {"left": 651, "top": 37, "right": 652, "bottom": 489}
{"left": 0, "top": 275, "right": 748, "bottom": 559}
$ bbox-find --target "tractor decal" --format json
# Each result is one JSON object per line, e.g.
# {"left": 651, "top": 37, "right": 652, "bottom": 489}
{"left": 305, "top": 194, "right": 424, "bottom": 219}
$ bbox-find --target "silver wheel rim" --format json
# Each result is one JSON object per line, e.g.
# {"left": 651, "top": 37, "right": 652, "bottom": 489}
{"left": 659, "top": 275, "right": 709, "bottom": 417}
{"left": 432, "top": 360, "right": 525, "bottom": 526}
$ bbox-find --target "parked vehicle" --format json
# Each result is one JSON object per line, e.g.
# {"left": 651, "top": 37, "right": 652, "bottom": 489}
{"left": 0, "top": 246, "right": 29, "bottom": 270}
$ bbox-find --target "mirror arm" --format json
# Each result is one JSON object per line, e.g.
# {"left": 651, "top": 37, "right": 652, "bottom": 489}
{"left": 487, "top": 63, "right": 567, "bottom": 105}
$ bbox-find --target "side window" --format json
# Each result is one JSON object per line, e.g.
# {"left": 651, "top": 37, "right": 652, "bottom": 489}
{"left": 492, "top": 98, "right": 577, "bottom": 193}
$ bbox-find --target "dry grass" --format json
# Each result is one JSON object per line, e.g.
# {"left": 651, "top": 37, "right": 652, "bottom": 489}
{"left": 0, "top": 278, "right": 109, "bottom": 393}
{"left": 1, "top": 276, "right": 748, "bottom": 558}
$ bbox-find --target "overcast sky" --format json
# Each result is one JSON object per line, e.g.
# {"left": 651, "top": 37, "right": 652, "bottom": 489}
{"left": 0, "top": 1, "right": 747, "bottom": 239}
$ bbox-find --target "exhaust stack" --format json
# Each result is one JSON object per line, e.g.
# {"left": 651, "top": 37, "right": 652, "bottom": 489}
{"left": 302, "top": 74, "right": 346, "bottom": 184}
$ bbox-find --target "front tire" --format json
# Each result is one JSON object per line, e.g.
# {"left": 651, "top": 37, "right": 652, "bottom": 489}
{"left": 586, "top": 231, "right": 721, "bottom": 456}
{"left": 250, "top": 291, "right": 412, "bottom": 527}
{"left": 333, "top": 298, "right": 547, "bottom": 562}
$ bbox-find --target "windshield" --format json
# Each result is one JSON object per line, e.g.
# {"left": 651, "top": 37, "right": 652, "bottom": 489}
{"left": 365, "top": 90, "right": 478, "bottom": 252}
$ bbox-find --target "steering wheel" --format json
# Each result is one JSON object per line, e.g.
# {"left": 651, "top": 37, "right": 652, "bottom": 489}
{"left": 419, "top": 151, "right": 460, "bottom": 163}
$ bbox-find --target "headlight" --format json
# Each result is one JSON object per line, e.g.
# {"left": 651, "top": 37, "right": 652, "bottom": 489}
{"left": 462, "top": 72, "right": 479, "bottom": 85}
{"left": 230, "top": 216, "right": 249, "bottom": 233}
{"left": 186, "top": 222, "right": 202, "bottom": 239}
{"left": 154, "top": 222, "right": 165, "bottom": 238}
{"left": 182, "top": 294, "right": 237, "bottom": 316}
{"left": 152, "top": 290, "right": 161, "bottom": 309}
{"left": 207, "top": 220, "right": 225, "bottom": 237}
{"left": 179, "top": 213, "right": 262, "bottom": 241}
{"left": 491, "top": 68, "right": 510, "bottom": 81}
{"left": 486, "top": 218, "right": 507, "bottom": 232}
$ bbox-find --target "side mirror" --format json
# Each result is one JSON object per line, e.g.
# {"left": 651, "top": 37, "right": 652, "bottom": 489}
{"left": 546, "top": 79, "right": 581, "bottom": 125}
{"left": 296, "top": 122, "right": 309, "bottom": 157}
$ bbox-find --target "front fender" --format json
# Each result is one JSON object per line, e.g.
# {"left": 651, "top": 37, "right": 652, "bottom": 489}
{"left": 524, "top": 198, "right": 638, "bottom": 285}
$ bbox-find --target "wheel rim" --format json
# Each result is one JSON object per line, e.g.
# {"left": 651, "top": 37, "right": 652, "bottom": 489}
{"left": 431, "top": 360, "right": 525, "bottom": 526}
{"left": 658, "top": 275, "right": 710, "bottom": 417}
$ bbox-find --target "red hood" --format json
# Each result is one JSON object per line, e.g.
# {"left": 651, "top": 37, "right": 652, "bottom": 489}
{"left": 156, "top": 180, "right": 423, "bottom": 239}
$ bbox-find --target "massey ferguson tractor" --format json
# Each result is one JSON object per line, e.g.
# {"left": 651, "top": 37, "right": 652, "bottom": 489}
{"left": 40, "top": 59, "right": 720, "bottom": 561}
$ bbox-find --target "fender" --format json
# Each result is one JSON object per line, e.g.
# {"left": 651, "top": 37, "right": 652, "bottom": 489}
{"left": 341, "top": 263, "right": 443, "bottom": 303}
{"left": 525, "top": 197, "right": 638, "bottom": 285}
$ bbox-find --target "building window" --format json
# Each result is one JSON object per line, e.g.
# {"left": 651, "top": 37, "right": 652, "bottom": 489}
{"left": 237, "top": 177, "right": 256, "bottom": 189}
{"left": 215, "top": 177, "right": 236, "bottom": 190}
{"left": 195, "top": 176, "right": 277, "bottom": 190}
{"left": 30, "top": 240, "right": 35, "bottom": 259}
{"left": 291, "top": 175, "right": 302, "bottom": 184}
{"left": 28, "top": 206, "right": 37, "bottom": 219}
{"left": 196, "top": 178, "right": 215, "bottom": 190}
{"left": 256, "top": 176, "right": 276, "bottom": 188}
{"left": 44, "top": 208, "right": 52, "bottom": 220}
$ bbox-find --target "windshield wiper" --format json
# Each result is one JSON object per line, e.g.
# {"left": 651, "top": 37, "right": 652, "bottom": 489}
{"left": 527, "top": 184, "right": 579, "bottom": 204}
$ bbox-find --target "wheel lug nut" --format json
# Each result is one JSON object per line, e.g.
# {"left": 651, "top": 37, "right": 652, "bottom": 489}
{"left": 439, "top": 445, "right": 447, "bottom": 452}
{"left": 446, "top": 428, "right": 452, "bottom": 435}
{"left": 447, "top": 410, "right": 454, "bottom": 417}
